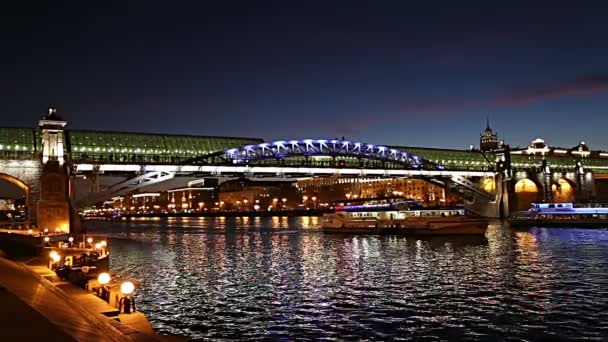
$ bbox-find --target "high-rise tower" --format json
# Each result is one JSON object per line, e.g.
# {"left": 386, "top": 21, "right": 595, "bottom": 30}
{"left": 480, "top": 117, "right": 499, "bottom": 151}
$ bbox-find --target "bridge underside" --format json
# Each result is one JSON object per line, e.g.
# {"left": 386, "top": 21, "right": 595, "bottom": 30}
{"left": 71, "top": 164, "right": 501, "bottom": 216}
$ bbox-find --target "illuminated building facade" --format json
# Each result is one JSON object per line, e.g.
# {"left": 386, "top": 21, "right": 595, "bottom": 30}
{"left": 296, "top": 177, "right": 459, "bottom": 206}
{"left": 480, "top": 118, "right": 499, "bottom": 152}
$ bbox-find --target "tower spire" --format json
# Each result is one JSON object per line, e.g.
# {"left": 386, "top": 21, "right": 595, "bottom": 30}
{"left": 486, "top": 115, "right": 490, "bottom": 131}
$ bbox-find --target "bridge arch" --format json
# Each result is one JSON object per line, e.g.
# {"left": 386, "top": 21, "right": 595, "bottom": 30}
{"left": 0, "top": 161, "right": 42, "bottom": 224}
{"left": 189, "top": 139, "right": 444, "bottom": 170}
{"left": 0, "top": 173, "right": 29, "bottom": 193}
{"left": 0, "top": 172, "right": 31, "bottom": 220}
{"left": 514, "top": 178, "right": 542, "bottom": 211}
{"left": 551, "top": 177, "right": 576, "bottom": 203}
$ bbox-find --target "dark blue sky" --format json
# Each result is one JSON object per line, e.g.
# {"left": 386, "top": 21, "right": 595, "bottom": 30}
{"left": 1, "top": 1, "right": 607, "bottom": 149}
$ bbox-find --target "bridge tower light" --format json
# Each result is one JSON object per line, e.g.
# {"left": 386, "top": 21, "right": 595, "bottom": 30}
{"left": 39, "top": 106, "right": 67, "bottom": 165}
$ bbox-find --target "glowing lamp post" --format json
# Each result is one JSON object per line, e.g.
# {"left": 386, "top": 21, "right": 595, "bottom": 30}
{"left": 272, "top": 198, "right": 278, "bottom": 210}
{"left": 98, "top": 272, "right": 111, "bottom": 284}
{"left": 87, "top": 237, "right": 93, "bottom": 247}
{"left": 97, "top": 272, "right": 111, "bottom": 302}
{"left": 119, "top": 281, "right": 136, "bottom": 314}
{"left": 49, "top": 251, "right": 61, "bottom": 269}
{"left": 68, "top": 236, "right": 74, "bottom": 247}
{"left": 312, "top": 196, "right": 317, "bottom": 209}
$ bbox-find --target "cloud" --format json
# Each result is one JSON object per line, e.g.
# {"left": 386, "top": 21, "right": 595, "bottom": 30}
{"left": 397, "top": 72, "right": 608, "bottom": 117}
{"left": 493, "top": 73, "right": 608, "bottom": 107}
{"left": 325, "top": 73, "right": 608, "bottom": 136}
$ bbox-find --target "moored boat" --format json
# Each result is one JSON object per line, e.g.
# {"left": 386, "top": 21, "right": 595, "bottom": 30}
{"left": 510, "top": 202, "right": 608, "bottom": 228}
{"left": 322, "top": 209, "right": 488, "bottom": 235}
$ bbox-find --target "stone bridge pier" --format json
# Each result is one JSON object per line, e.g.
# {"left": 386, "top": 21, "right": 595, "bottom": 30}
{"left": 508, "top": 170, "right": 596, "bottom": 212}
{"left": 0, "top": 107, "right": 76, "bottom": 232}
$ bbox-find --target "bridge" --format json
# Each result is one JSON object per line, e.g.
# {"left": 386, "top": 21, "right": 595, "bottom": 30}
{"left": 2, "top": 107, "right": 608, "bottom": 230}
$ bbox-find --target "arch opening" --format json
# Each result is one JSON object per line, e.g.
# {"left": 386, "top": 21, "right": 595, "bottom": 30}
{"left": 551, "top": 178, "right": 575, "bottom": 203}
{"left": 0, "top": 173, "right": 30, "bottom": 225}
{"left": 514, "top": 178, "right": 539, "bottom": 211}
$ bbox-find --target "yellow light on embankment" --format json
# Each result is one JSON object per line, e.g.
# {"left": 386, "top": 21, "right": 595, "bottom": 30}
{"left": 98, "top": 272, "right": 111, "bottom": 285}
{"left": 120, "top": 281, "right": 135, "bottom": 295}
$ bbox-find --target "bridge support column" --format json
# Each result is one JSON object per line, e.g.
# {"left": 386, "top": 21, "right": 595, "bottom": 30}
{"left": 498, "top": 173, "right": 510, "bottom": 218}
{"left": 37, "top": 162, "right": 73, "bottom": 233}
{"left": 541, "top": 160, "right": 553, "bottom": 202}
{"left": 542, "top": 174, "right": 553, "bottom": 202}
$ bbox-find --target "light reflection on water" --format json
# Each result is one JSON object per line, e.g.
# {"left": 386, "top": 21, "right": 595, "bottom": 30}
{"left": 86, "top": 218, "right": 608, "bottom": 340}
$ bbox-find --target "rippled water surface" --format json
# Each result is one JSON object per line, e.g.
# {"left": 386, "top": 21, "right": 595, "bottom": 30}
{"left": 86, "top": 217, "right": 608, "bottom": 341}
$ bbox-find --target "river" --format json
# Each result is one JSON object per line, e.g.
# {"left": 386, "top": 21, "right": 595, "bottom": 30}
{"left": 85, "top": 217, "right": 608, "bottom": 341}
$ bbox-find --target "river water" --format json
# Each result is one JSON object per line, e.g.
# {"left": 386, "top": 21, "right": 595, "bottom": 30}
{"left": 85, "top": 217, "right": 608, "bottom": 341}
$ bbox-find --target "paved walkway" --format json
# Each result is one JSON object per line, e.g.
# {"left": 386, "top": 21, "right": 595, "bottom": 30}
{"left": 0, "top": 257, "right": 162, "bottom": 341}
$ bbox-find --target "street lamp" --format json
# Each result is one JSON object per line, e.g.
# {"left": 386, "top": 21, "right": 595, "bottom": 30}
{"left": 97, "top": 272, "right": 111, "bottom": 302}
{"left": 119, "top": 281, "right": 136, "bottom": 314}
{"left": 50, "top": 252, "right": 61, "bottom": 269}
{"left": 311, "top": 196, "right": 317, "bottom": 209}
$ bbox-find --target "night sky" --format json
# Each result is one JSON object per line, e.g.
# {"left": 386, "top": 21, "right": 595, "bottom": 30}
{"left": 1, "top": 1, "right": 607, "bottom": 149}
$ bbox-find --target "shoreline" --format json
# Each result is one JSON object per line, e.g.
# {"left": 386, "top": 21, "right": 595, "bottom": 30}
{"left": 0, "top": 251, "right": 165, "bottom": 341}
{"left": 84, "top": 209, "right": 332, "bottom": 220}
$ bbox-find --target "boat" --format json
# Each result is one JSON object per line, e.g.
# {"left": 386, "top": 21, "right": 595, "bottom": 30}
{"left": 510, "top": 202, "right": 608, "bottom": 228}
{"left": 322, "top": 208, "right": 488, "bottom": 235}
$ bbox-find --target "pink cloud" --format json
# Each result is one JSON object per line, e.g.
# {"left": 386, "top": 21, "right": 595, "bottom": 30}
{"left": 494, "top": 74, "right": 608, "bottom": 107}
{"left": 325, "top": 73, "right": 608, "bottom": 135}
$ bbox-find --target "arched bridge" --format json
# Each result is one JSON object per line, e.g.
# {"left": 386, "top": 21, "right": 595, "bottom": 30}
{"left": 186, "top": 139, "right": 444, "bottom": 170}
{"left": 73, "top": 139, "right": 498, "bottom": 214}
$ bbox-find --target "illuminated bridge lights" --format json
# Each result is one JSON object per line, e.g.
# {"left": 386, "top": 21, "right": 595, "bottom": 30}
{"left": 209, "top": 138, "right": 444, "bottom": 170}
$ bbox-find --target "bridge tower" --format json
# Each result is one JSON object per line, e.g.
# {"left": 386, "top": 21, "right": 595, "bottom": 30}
{"left": 36, "top": 106, "right": 76, "bottom": 233}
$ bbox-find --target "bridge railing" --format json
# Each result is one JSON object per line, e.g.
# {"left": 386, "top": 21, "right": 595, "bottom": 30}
{"left": 69, "top": 153, "right": 202, "bottom": 165}
{"left": 0, "top": 151, "right": 39, "bottom": 160}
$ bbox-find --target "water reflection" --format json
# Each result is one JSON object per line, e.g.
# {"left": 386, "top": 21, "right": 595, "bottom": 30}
{"left": 86, "top": 218, "right": 608, "bottom": 340}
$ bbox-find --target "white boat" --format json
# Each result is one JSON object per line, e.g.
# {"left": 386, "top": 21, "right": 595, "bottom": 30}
{"left": 322, "top": 209, "right": 488, "bottom": 235}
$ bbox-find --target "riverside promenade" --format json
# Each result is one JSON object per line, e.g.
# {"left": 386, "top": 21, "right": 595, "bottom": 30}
{"left": 0, "top": 253, "right": 165, "bottom": 341}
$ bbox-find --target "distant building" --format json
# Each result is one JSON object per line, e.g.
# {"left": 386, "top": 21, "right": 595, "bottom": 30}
{"left": 480, "top": 117, "right": 499, "bottom": 151}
